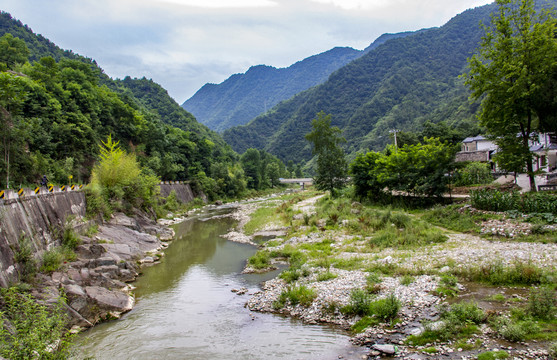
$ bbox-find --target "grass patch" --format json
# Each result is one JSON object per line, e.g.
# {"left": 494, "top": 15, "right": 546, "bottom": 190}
{"left": 406, "top": 301, "right": 485, "bottom": 346}
{"left": 247, "top": 250, "right": 271, "bottom": 269}
{"left": 351, "top": 316, "right": 380, "bottom": 333}
{"left": 244, "top": 205, "right": 282, "bottom": 235}
{"left": 316, "top": 271, "right": 337, "bottom": 282}
{"left": 455, "top": 260, "right": 553, "bottom": 286}
{"left": 274, "top": 285, "right": 317, "bottom": 309}
{"left": 435, "top": 274, "right": 459, "bottom": 297}
{"left": 477, "top": 351, "right": 510, "bottom": 360}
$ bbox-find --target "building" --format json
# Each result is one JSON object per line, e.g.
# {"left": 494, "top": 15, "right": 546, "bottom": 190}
{"left": 455, "top": 135, "right": 497, "bottom": 166}
{"left": 455, "top": 133, "right": 557, "bottom": 176}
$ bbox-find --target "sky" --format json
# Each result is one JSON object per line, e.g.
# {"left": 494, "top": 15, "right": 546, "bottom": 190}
{"left": 1, "top": 0, "right": 492, "bottom": 104}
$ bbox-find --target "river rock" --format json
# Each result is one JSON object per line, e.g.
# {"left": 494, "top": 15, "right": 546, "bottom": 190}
{"left": 108, "top": 212, "right": 139, "bottom": 230}
{"left": 85, "top": 286, "right": 134, "bottom": 312}
{"left": 372, "top": 344, "right": 397, "bottom": 355}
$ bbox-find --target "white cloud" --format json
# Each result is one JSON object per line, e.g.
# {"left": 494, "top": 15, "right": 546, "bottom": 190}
{"left": 1, "top": 0, "right": 493, "bottom": 102}
{"left": 154, "top": 0, "right": 277, "bottom": 8}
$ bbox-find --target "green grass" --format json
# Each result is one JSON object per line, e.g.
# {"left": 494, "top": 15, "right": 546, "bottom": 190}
{"left": 247, "top": 250, "right": 271, "bottom": 269}
{"left": 274, "top": 286, "right": 317, "bottom": 308}
{"left": 455, "top": 260, "right": 554, "bottom": 286}
{"left": 316, "top": 271, "right": 337, "bottom": 282}
{"left": 244, "top": 205, "right": 282, "bottom": 235}
{"left": 477, "top": 351, "right": 510, "bottom": 360}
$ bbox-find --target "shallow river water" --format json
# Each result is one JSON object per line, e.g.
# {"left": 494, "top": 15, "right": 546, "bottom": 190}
{"left": 74, "top": 206, "right": 363, "bottom": 360}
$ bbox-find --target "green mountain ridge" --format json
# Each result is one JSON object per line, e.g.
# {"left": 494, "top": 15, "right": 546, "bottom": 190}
{"left": 182, "top": 46, "right": 363, "bottom": 132}
{"left": 222, "top": 4, "right": 498, "bottom": 163}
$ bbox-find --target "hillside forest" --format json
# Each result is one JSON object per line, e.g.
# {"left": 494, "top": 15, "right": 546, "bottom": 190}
{"left": 0, "top": 12, "right": 296, "bottom": 200}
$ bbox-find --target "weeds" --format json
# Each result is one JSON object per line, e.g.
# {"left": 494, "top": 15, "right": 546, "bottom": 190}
{"left": 274, "top": 286, "right": 317, "bottom": 308}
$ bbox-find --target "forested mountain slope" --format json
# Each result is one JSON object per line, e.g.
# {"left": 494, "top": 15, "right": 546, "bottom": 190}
{"left": 182, "top": 46, "right": 362, "bottom": 132}
{"left": 222, "top": 4, "right": 496, "bottom": 162}
{"left": 0, "top": 11, "right": 236, "bottom": 191}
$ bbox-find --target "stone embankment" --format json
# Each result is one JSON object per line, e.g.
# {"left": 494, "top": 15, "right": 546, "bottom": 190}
{"left": 37, "top": 211, "right": 174, "bottom": 328}
{"left": 0, "top": 183, "right": 196, "bottom": 330}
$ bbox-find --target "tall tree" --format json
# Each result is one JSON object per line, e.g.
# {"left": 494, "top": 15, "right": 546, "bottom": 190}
{"left": 0, "top": 33, "right": 29, "bottom": 70}
{"left": 305, "top": 111, "right": 348, "bottom": 194}
{"left": 464, "top": 0, "right": 557, "bottom": 191}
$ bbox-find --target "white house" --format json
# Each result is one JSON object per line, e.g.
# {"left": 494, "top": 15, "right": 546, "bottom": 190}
{"left": 530, "top": 132, "right": 557, "bottom": 173}
{"left": 455, "top": 135, "right": 498, "bottom": 166}
{"left": 456, "top": 133, "right": 557, "bottom": 176}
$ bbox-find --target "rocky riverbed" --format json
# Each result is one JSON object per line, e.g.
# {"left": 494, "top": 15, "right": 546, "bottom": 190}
{"left": 34, "top": 211, "right": 174, "bottom": 331}
{"left": 227, "top": 194, "right": 556, "bottom": 360}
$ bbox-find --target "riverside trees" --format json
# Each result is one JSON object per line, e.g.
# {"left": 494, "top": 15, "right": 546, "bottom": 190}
{"left": 464, "top": 0, "right": 557, "bottom": 192}
{"left": 350, "top": 138, "right": 457, "bottom": 199}
{"left": 305, "top": 111, "right": 348, "bottom": 195}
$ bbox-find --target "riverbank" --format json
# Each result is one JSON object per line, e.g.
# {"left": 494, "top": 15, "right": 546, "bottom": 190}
{"left": 229, "top": 192, "right": 556, "bottom": 359}
{"left": 31, "top": 211, "right": 174, "bottom": 331}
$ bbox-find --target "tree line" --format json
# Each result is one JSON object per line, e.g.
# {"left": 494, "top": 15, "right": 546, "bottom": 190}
{"left": 0, "top": 33, "right": 300, "bottom": 199}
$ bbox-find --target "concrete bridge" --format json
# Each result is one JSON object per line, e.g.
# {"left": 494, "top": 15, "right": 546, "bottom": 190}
{"left": 279, "top": 178, "right": 313, "bottom": 188}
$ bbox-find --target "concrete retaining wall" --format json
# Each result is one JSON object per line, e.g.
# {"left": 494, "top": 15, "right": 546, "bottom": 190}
{"left": 0, "top": 192, "right": 86, "bottom": 287}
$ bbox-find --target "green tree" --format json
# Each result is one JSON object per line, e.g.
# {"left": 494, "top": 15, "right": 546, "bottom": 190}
{"left": 240, "top": 148, "right": 262, "bottom": 190}
{"left": 265, "top": 162, "right": 281, "bottom": 188}
{"left": 0, "top": 72, "right": 28, "bottom": 188}
{"left": 305, "top": 111, "right": 348, "bottom": 194}
{"left": 464, "top": 0, "right": 557, "bottom": 191}
{"left": 0, "top": 33, "right": 29, "bottom": 70}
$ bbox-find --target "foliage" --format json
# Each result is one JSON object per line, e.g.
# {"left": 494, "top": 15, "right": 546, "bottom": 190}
{"left": 13, "top": 235, "right": 37, "bottom": 283}
{"left": 223, "top": 4, "right": 493, "bottom": 163}
{"left": 0, "top": 18, "right": 245, "bottom": 199}
{"left": 477, "top": 351, "right": 510, "bottom": 360}
{"left": 0, "top": 287, "right": 74, "bottom": 359}
{"left": 274, "top": 286, "right": 317, "bottom": 308}
{"left": 455, "top": 260, "right": 550, "bottom": 286}
{"left": 464, "top": 0, "right": 557, "bottom": 191}
{"left": 471, "top": 189, "right": 557, "bottom": 214}
{"left": 305, "top": 111, "right": 348, "bottom": 194}
{"left": 453, "top": 162, "right": 493, "bottom": 186}
{"left": 350, "top": 138, "right": 457, "bottom": 199}
{"left": 527, "top": 286, "right": 556, "bottom": 320}
{"left": 89, "top": 136, "right": 160, "bottom": 214}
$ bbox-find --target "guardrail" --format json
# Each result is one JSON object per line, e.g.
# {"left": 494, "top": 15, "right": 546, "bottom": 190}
{"left": 0, "top": 181, "right": 189, "bottom": 201}
{"left": 0, "top": 184, "right": 85, "bottom": 201}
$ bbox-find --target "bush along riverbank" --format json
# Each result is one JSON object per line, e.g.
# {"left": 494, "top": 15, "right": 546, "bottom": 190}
{"left": 232, "top": 191, "right": 557, "bottom": 359}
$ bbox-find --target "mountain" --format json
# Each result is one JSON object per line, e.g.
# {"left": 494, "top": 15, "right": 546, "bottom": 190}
{"left": 222, "top": 4, "right": 496, "bottom": 163}
{"left": 0, "top": 11, "right": 237, "bottom": 193}
{"left": 182, "top": 46, "right": 362, "bottom": 132}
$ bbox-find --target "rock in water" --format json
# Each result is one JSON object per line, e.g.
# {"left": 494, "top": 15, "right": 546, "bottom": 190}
{"left": 372, "top": 344, "right": 397, "bottom": 355}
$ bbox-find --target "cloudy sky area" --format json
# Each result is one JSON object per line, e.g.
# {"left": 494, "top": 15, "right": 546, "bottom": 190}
{"left": 2, "top": 0, "right": 492, "bottom": 103}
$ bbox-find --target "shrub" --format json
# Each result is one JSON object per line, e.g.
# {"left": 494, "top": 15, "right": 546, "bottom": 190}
{"left": 527, "top": 286, "right": 556, "bottom": 320}
{"left": 275, "top": 286, "right": 317, "bottom": 308}
{"left": 342, "top": 289, "right": 372, "bottom": 316}
{"left": 40, "top": 248, "right": 64, "bottom": 273}
{"left": 0, "top": 287, "right": 74, "bottom": 359}
{"left": 454, "top": 162, "right": 493, "bottom": 186}
{"left": 89, "top": 136, "right": 160, "bottom": 215}
{"left": 369, "top": 293, "right": 400, "bottom": 321}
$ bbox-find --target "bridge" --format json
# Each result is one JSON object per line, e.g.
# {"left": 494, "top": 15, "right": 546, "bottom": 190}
{"left": 279, "top": 178, "right": 313, "bottom": 186}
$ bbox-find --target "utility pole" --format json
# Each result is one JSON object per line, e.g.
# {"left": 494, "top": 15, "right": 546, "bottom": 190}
{"left": 389, "top": 129, "right": 399, "bottom": 151}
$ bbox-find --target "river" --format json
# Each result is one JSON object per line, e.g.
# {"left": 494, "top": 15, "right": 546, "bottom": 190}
{"left": 74, "top": 205, "right": 363, "bottom": 360}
